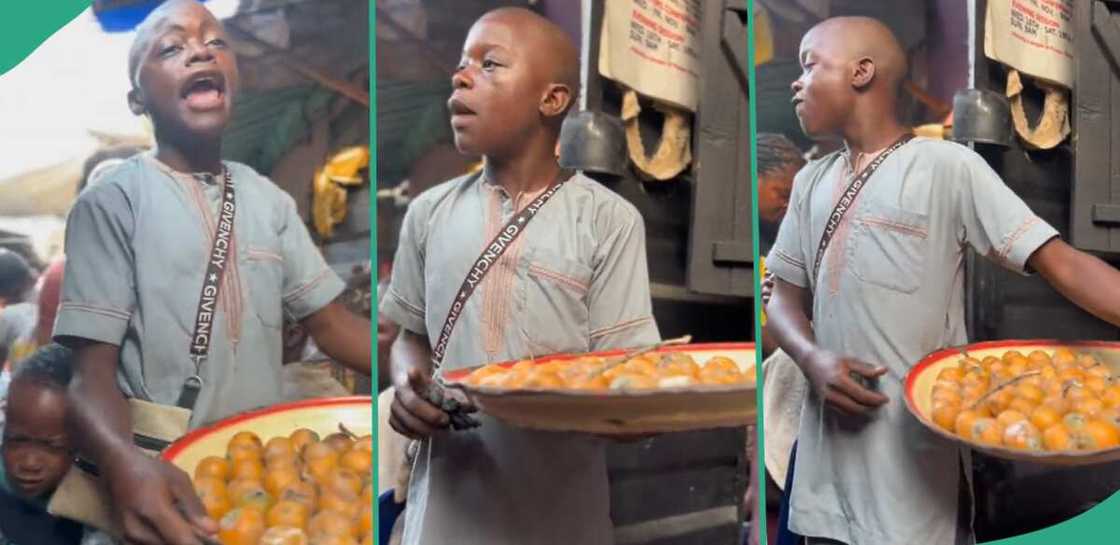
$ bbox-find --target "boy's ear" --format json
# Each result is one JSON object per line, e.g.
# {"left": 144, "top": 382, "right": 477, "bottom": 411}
{"left": 540, "top": 83, "right": 573, "bottom": 119}
{"left": 852, "top": 57, "right": 875, "bottom": 90}
{"left": 127, "top": 88, "right": 146, "bottom": 116}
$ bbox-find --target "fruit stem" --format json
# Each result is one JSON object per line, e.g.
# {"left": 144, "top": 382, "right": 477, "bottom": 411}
{"left": 966, "top": 371, "right": 1041, "bottom": 411}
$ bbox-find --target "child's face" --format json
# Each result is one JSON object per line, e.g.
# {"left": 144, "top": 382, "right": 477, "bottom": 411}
{"left": 791, "top": 28, "right": 854, "bottom": 139}
{"left": 758, "top": 163, "right": 799, "bottom": 225}
{"left": 131, "top": 1, "right": 238, "bottom": 142}
{"left": 448, "top": 16, "right": 552, "bottom": 157}
{"left": 2, "top": 381, "right": 72, "bottom": 499}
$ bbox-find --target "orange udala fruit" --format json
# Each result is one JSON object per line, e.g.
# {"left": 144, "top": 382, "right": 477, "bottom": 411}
{"left": 267, "top": 500, "right": 311, "bottom": 530}
{"left": 1003, "top": 421, "right": 1042, "bottom": 451}
{"left": 931, "top": 402, "right": 960, "bottom": 432}
{"left": 228, "top": 480, "right": 273, "bottom": 513}
{"left": 1102, "top": 386, "right": 1120, "bottom": 408}
{"left": 194, "top": 477, "right": 231, "bottom": 521}
{"left": 308, "top": 535, "right": 359, "bottom": 545}
{"left": 265, "top": 437, "right": 297, "bottom": 462}
{"left": 231, "top": 458, "right": 265, "bottom": 482}
{"left": 228, "top": 443, "right": 262, "bottom": 465}
{"left": 972, "top": 418, "right": 1005, "bottom": 447}
{"left": 324, "top": 433, "right": 355, "bottom": 454}
{"left": 279, "top": 480, "right": 319, "bottom": 511}
{"left": 1077, "top": 419, "right": 1120, "bottom": 450}
{"left": 937, "top": 367, "right": 965, "bottom": 383}
{"left": 290, "top": 429, "right": 320, "bottom": 455}
{"left": 1006, "top": 397, "right": 1038, "bottom": 416}
{"left": 1073, "top": 397, "right": 1106, "bottom": 417}
{"left": 195, "top": 455, "right": 231, "bottom": 481}
{"left": 318, "top": 490, "right": 361, "bottom": 519}
{"left": 1029, "top": 405, "right": 1062, "bottom": 432}
{"left": 260, "top": 526, "right": 309, "bottom": 545}
{"left": 218, "top": 507, "right": 266, "bottom": 545}
{"left": 229, "top": 431, "right": 264, "bottom": 452}
{"left": 954, "top": 410, "right": 982, "bottom": 438}
{"left": 996, "top": 410, "right": 1028, "bottom": 428}
{"left": 264, "top": 463, "right": 301, "bottom": 498}
{"left": 340, "top": 449, "right": 372, "bottom": 478}
{"left": 324, "top": 468, "right": 363, "bottom": 497}
{"left": 308, "top": 510, "right": 359, "bottom": 539}
{"left": 1043, "top": 423, "right": 1074, "bottom": 451}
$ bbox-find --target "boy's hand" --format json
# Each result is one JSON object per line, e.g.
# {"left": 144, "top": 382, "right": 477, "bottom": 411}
{"left": 390, "top": 366, "right": 451, "bottom": 439}
{"left": 802, "top": 349, "right": 889, "bottom": 416}
{"left": 104, "top": 448, "right": 216, "bottom": 545}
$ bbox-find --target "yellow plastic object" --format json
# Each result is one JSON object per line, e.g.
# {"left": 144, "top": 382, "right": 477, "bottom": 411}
{"left": 754, "top": 6, "right": 774, "bottom": 65}
{"left": 759, "top": 256, "right": 767, "bottom": 327}
{"left": 312, "top": 146, "right": 370, "bottom": 238}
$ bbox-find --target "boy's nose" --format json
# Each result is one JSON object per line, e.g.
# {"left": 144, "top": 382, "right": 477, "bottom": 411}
{"left": 186, "top": 40, "right": 216, "bottom": 65}
{"left": 790, "top": 78, "right": 804, "bottom": 94}
{"left": 452, "top": 67, "right": 473, "bottom": 90}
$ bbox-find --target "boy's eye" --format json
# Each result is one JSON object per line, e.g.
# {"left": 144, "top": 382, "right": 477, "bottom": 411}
{"left": 159, "top": 44, "right": 183, "bottom": 58}
{"left": 207, "top": 38, "right": 228, "bottom": 48}
{"left": 482, "top": 59, "right": 499, "bottom": 70}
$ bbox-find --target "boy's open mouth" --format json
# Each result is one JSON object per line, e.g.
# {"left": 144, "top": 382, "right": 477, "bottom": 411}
{"left": 181, "top": 71, "right": 227, "bottom": 111}
{"left": 448, "top": 96, "right": 476, "bottom": 126}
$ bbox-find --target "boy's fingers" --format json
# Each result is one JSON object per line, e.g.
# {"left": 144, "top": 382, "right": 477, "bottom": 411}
{"left": 149, "top": 496, "right": 205, "bottom": 545}
{"left": 824, "top": 390, "right": 867, "bottom": 416}
{"left": 390, "top": 399, "right": 438, "bottom": 438}
{"left": 170, "top": 469, "right": 218, "bottom": 535}
{"left": 395, "top": 383, "right": 450, "bottom": 427}
{"left": 121, "top": 517, "right": 164, "bottom": 545}
{"left": 848, "top": 360, "right": 888, "bottom": 378}
{"left": 834, "top": 374, "right": 889, "bottom": 407}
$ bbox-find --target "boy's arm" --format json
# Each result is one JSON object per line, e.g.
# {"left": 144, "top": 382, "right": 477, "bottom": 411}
{"left": 63, "top": 339, "right": 214, "bottom": 545}
{"left": 54, "top": 186, "right": 213, "bottom": 545}
{"left": 767, "top": 277, "right": 887, "bottom": 416}
{"left": 587, "top": 203, "right": 660, "bottom": 350}
{"left": 302, "top": 302, "right": 371, "bottom": 375}
{"left": 1030, "top": 238, "right": 1120, "bottom": 327}
{"left": 387, "top": 329, "right": 449, "bottom": 439}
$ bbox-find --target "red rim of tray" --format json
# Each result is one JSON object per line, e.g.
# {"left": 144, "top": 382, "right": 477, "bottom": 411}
{"left": 161, "top": 395, "right": 372, "bottom": 461}
{"left": 443, "top": 342, "right": 756, "bottom": 396}
{"left": 904, "top": 339, "right": 1120, "bottom": 459}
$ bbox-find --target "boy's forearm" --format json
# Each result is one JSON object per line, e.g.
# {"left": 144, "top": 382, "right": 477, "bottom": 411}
{"left": 1032, "top": 238, "right": 1120, "bottom": 327}
{"left": 767, "top": 278, "right": 820, "bottom": 368}
{"left": 64, "top": 341, "right": 137, "bottom": 470}
{"left": 390, "top": 329, "right": 433, "bottom": 383}
{"left": 304, "top": 302, "right": 372, "bottom": 375}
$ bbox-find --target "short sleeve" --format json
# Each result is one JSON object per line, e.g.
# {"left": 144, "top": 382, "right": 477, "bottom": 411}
{"left": 766, "top": 169, "right": 811, "bottom": 288}
{"left": 378, "top": 197, "right": 430, "bottom": 335}
{"left": 587, "top": 201, "right": 661, "bottom": 350}
{"left": 276, "top": 193, "right": 345, "bottom": 320}
{"left": 53, "top": 185, "right": 137, "bottom": 345}
{"left": 954, "top": 151, "right": 1059, "bottom": 275}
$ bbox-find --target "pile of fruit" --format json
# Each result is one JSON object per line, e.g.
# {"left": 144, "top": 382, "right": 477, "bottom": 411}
{"left": 461, "top": 352, "right": 754, "bottom": 391}
{"left": 930, "top": 348, "right": 1120, "bottom": 452}
{"left": 192, "top": 426, "right": 373, "bottom": 545}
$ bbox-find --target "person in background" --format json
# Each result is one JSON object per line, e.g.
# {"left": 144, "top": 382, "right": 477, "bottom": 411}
{"left": 0, "top": 251, "right": 39, "bottom": 368}
{"left": 757, "top": 133, "right": 805, "bottom": 257}
{"left": 0, "top": 344, "right": 82, "bottom": 545}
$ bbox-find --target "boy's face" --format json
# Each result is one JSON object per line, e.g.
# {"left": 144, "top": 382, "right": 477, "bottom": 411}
{"left": 2, "top": 381, "right": 72, "bottom": 499}
{"left": 791, "top": 28, "right": 853, "bottom": 138}
{"left": 130, "top": 1, "right": 238, "bottom": 142}
{"left": 448, "top": 16, "right": 552, "bottom": 156}
{"left": 757, "top": 163, "right": 799, "bottom": 225}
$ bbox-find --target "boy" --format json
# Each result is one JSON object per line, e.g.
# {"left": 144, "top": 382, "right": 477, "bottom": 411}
{"left": 381, "top": 7, "right": 660, "bottom": 545}
{"left": 53, "top": 2, "right": 372, "bottom": 544}
{"left": 0, "top": 250, "right": 38, "bottom": 367}
{"left": 765, "top": 17, "right": 1120, "bottom": 545}
{"left": 0, "top": 344, "right": 82, "bottom": 545}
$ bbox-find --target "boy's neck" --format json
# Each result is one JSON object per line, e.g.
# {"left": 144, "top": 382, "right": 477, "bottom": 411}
{"left": 841, "top": 99, "right": 909, "bottom": 155}
{"left": 483, "top": 135, "right": 562, "bottom": 198}
{"left": 154, "top": 138, "right": 224, "bottom": 175}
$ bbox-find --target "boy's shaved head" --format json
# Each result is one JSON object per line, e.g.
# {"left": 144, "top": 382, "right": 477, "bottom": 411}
{"left": 448, "top": 7, "right": 580, "bottom": 157}
{"left": 791, "top": 16, "right": 909, "bottom": 138}
{"left": 128, "top": 0, "right": 222, "bottom": 88}
{"left": 805, "top": 16, "right": 908, "bottom": 93}
{"left": 479, "top": 7, "right": 580, "bottom": 102}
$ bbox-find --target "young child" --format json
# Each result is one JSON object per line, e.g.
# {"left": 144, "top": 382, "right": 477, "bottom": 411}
{"left": 381, "top": 7, "right": 660, "bottom": 545}
{"left": 0, "top": 344, "right": 81, "bottom": 545}
{"left": 765, "top": 16, "right": 1120, "bottom": 545}
{"left": 53, "top": 2, "right": 372, "bottom": 543}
